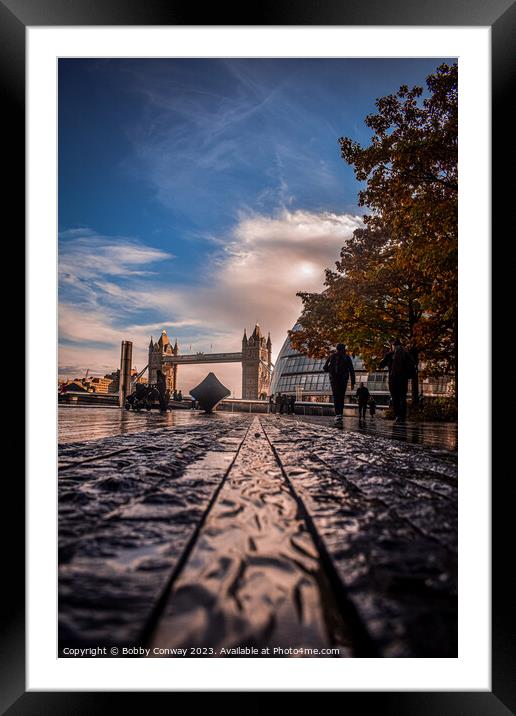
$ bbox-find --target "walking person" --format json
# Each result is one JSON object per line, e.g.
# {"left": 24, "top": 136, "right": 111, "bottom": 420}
{"left": 156, "top": 369, "right": 169, "bottom": 412}
{"left": 378, "top": 339, "right": 417, "bottom": 423}
{"left": 368, "top": 397, "right": 377, "bottom": 418}
{"left": 323, "top": 343, "right": 355, "bottom": 426}
{"left": 269, "top": 394, "right": 275, "bottom": 414}
{"left": 356, "top": 382, "right": 370, "bottom": 422}
{"left": 289, "top": 394, "right": 296, "bottom": 415}
{"left": 275, "top": 392, "right": 283, "bottom": 415}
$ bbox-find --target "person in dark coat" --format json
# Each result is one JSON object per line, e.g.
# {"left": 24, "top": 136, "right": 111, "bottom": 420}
{"left": 289, "top": 394, "right": 296, "bottom": 415}
{"left": 378, "top": 339, "right": 417, "bottom": 423}
{"left": 275, "top": 392, "right": 283, "bottom": 415}
{"left": 356, "top": 383, "right": 370, "bottom": 421}
{"left": 323, "top": 343, "right": 355, "bottom": 425}
{"left": 156, "top": 370, "right": 169, "bottom": 412}
{"left": 368, "top": 397, "right": 377, "bottom": 418}
{"left": 269, "top": 394, "right": 275, "bottom": 413}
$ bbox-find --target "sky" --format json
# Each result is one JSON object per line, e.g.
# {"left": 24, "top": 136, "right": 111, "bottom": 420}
{"left": 58, "top": 57, "right": 452, "bottom": 395}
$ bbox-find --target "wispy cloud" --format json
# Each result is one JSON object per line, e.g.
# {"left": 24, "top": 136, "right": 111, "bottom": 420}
{"left": 123, "top": 60, "right": 349, "bottom": 224}
{"left": 175, "top": 209, "right": 363, "bottom": 343}
{"left": 60, "top": 230, "right": 173, "bottom": 280}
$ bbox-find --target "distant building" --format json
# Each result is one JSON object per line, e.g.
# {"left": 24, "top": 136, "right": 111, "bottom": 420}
{"left": 104, "top": 370, "right": 120, "bottom": 393}
{"left": 103, "top": 368, "right": 146, "bottom": 393}
{"left": 241, "top": 324, "right": 272, "bottom": 400}
{"left": 87, "top": 376, "right": 113, "bottom": 394}
{"left": 149, "top": 330, "right": 178, "bottom": 392}
{"left": 59, "top": 368, "right": 146, "bottom": 396}
{"left": 148, "top": 325, "right": 272, "bottom": 399}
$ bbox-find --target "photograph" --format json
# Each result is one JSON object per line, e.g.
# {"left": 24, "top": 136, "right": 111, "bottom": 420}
{"left": 57, "top": 57, "right": 459, "bottom": 659}
{"left": 0, "top": 0, "right": 509, "bottom": 701}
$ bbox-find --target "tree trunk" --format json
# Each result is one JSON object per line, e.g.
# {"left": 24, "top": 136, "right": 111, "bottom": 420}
{"left": 407, "top": 297, "right": 419, "bottom": 405}
{"left": 453, "top": 318, "right": 458, "bottom": 404}
{"left": 411, "top": 350, "right": 420, "bottom": 405}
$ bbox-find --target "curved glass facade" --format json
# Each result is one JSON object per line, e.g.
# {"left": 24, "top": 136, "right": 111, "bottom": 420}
{"left": 271, "top": 324, "right": 453, "bottom": 403}
{"left": 271, "top": 324, "right": 389, "bottom": 402}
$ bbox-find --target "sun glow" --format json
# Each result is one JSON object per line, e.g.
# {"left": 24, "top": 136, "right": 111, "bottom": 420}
{"left": 299, "top": 262, "right": 316, "bottom": 276}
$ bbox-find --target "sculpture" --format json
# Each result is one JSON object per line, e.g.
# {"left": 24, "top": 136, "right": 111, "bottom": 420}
{"left": 189, "top": 372, "right": 230, "bottom": 413}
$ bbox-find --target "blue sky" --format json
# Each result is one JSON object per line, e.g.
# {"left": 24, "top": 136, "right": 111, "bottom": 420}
{"left": 58, "top": 58, "right": 453, "bottom": 393}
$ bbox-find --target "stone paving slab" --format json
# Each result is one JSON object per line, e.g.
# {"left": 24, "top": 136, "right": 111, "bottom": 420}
{"left": 261, "top": 417, "right": 457, "bottom": 657}
{"left": 59, "top": 416, "right": 251, "bottom": 648}
{"left": 293, "top": 414, "right": 458, "bottom": 452}
{"left": 148, "top": 418, "right": 362, "bottom": 657}
{"left": 58, "top": 412, "right": 457, "bottom": 657}
{"left": 58, "top": 406, "right": 204, "bottom": 444}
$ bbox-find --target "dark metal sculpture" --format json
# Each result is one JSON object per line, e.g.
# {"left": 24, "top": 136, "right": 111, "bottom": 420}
{"left": 189, "top": 372, "right": 230, "bottom": 413}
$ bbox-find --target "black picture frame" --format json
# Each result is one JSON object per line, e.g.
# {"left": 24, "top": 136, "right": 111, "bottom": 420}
{"left": 2, "top": 0, "right": 511, "bottom": 710}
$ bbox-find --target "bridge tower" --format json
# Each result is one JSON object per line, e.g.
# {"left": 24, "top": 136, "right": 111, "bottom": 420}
{"left": 148, "top": 330, "right": 177, "bottom": 392}
{"left": 241, "top": 324, "right": 272, "bottom": 399}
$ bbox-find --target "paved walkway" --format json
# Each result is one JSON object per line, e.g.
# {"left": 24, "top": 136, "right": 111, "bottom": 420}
{"left": 292, "top": 413, "right": 457, "bottom": 452}
{"left": 58, "top": 406, "right": 458, "bottom": 452}
{"left": 59, "top": 412, "right": 457, "bottom": 657}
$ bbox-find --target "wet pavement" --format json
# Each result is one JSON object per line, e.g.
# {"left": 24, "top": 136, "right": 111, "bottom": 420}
{"left": 293, "top": 414, "right": 457, "bottom": 452}
{"left": 58, "top": 406, "right": 457, "bottom": 451}
{"left": 59, "top": 409, "right": 457, "bottom": 657}
{"left": 58, "top": 405, "right": 201, "bottom": 444}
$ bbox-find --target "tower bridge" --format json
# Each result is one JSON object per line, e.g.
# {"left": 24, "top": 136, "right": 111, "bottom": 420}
{"left": 148, "top": 324, "right": 272, "bottom": 399}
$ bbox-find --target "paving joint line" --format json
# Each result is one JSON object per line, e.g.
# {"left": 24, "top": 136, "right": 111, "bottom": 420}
{"left": 139, "top": 419, "right": 254, "bottom": 647}
{"left": 285, "top": 436, "right": 454, "bottom": 549}
{"left": 259, "top": 417, "right": 379, "bottom": 657}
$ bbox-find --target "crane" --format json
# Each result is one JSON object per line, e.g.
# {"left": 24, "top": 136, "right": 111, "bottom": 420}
{"left": 130, "top": 364, "right": 148, "bottom": 388}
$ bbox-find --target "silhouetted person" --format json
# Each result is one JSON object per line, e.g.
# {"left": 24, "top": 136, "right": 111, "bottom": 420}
{"left": 356, "top": 383, "right": 370, "bottom": 421}
{"left": 289, "top": 395, "right": 296, "bottom": 415}
{"left": 324, "top": 343, "right": 355, "bottom": 425}
{"left": 177, "top": 390, "right": 183, "bottom": 401}
{"left": 281, "top": 393, "right": 289, "bottom": 414}
{"left": 378, "top": 339, "right": 416, "bottom": 423}
{"left": 275, "top": 392, "right": 283, "bottom": 415}
{"left": 269, "top": 395, "right": 275, "bottom": 413}
{"left": 369, "top": 397, "right": 377, "bottom": 418}
{"left": 156, "top": 370, "right": 169, "bottom": 412}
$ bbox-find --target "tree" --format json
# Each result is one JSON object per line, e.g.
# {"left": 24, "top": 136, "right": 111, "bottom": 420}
{"left": 290, "top": 63, "right": 458, "bottom": 400}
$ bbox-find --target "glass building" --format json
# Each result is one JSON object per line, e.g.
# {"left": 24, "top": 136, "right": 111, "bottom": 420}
{"left": 271, "top": 323, "right": 453, "bottom": 404}
{"left": 270, "top": 324, "right": 390, "bottom": 404}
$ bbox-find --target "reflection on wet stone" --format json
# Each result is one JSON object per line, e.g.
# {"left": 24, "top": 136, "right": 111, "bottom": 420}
{"left": 148, "top": 418, "right": 354, "bottom": 656}
{"left": 59, "top": 408, "right": 457, "bottom": 657}
{"left": 59, "top": 415, "right": 250, "bottom": 647}
{"left": 261, "top": 417, "right": 457, "bottom": 657}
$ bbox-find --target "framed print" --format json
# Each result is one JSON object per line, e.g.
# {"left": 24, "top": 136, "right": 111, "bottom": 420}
{"left": 1, "top": 0, "right": 512, "bottom": 709}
